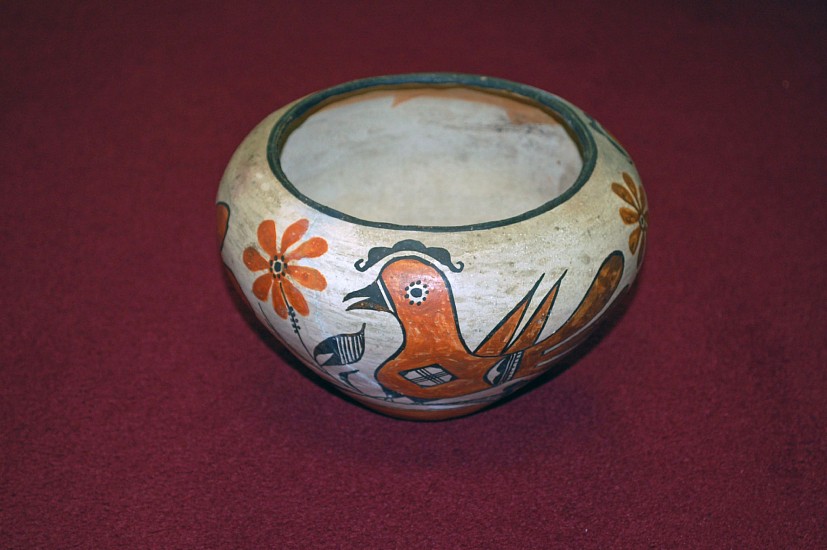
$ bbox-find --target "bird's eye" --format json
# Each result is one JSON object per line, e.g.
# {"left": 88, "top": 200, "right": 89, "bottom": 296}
{"left": 404, "top": 280, "right": 429, "bottom": 306}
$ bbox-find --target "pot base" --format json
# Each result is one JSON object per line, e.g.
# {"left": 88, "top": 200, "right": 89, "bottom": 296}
{"left": 355, "top": 399, "right": 489, "bottom": 421}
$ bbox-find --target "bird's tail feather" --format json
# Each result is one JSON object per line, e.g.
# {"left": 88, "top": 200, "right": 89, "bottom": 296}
{"left": 528, "top": 251, "right": 625, "bottom": 360}
{"left": 505, "top": 275, "right": 564, "bottom": 354}
{"left": 474, "top": 274, "right": 544, "bottom": 356}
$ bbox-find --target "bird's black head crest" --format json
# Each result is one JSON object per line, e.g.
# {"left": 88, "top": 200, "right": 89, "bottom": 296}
{"left": 354, "top": 239, "right": 465, "bottom": 273}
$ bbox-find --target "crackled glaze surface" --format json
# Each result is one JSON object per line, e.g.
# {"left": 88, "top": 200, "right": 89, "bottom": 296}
{"left": 216, "top": 74, "right": 646, "bottom": 420}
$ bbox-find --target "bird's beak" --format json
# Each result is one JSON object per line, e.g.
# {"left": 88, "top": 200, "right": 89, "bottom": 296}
{"left": 344, "top": 279, "right": 393, "bottom": 313}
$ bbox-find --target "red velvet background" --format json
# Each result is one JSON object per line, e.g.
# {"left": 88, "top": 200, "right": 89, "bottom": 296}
{"left": 2, "top": 1, "right": 825, "bottom": 547}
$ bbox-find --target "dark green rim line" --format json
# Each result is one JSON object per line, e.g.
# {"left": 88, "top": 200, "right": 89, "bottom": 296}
{"left": 267, "top": 73, "right": 597, "bottom": 233}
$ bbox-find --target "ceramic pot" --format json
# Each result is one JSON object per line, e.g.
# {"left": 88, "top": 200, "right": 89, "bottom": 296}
{"left": 216, "top": 73, "right": 647, "bottom": 420}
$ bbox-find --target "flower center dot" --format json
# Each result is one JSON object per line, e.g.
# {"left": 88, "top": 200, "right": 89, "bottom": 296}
{"left": 270, "top": 257, "right": 286, "bottom": 277}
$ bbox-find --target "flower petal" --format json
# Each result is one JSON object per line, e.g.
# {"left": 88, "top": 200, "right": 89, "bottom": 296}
{"left": 611, "top": 182, "right": 636, "bottom": 207}
{"left": 285, "top": 237, "right": 328, "bottom": 262}
{"left": 639, "top": 185, "right": 648, "bottom": 213}
{"left": 243, "top": 247, "right": 270, "bottom": 272}
{"left": 619, "top": 207, "right": 640, "bottom": 225}
{"left": 629, "top": 226, "right": 642, "bottom": 254}
{"left": 271, "top": 282, "right": 289, "bottom": 319}
{"left": 281, "top": 219, "right": 309, "bottom": 254}
{"left": 623, "top": 172, "right": 639, "bottom": 202}
{"left": 281, "top": 278, "right": 309, "bottom": 316}
{"left": 252, "top": 273, "right": 273, "bottom": 301}
{"left": 287, "top": 265, "right": 327, "bottom": 291}
{"left": 257, "top": 220, "right": 279, "bottom": 257}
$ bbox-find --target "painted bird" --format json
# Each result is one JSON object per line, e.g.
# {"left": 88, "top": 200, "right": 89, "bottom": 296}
{"left": 344, "top": 251, "right": 624, "bottom": 402}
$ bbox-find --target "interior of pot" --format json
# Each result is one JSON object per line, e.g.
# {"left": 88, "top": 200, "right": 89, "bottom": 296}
{"left": 279, "top": 84, "right": 583, "bottom": 227}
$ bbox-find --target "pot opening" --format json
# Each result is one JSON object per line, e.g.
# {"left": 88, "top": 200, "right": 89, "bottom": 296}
{"left": 277, "top": 79, "right": 586, "bottom": 229}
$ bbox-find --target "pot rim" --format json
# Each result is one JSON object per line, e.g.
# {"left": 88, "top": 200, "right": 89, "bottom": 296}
{"left": 267, "top": 73, "right": 597, "bottom": 232}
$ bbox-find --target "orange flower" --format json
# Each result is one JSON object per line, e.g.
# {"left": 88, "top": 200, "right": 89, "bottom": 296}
{"left": 612, "top": 172, "right": 648, "bottom": 266}
{"left": 243, "top": 219, "right": 328, "bottom": 319}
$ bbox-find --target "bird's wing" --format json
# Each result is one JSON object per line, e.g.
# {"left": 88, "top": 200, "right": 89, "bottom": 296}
{"left": 474, "top": 275, "right": 543, "bottom": 356}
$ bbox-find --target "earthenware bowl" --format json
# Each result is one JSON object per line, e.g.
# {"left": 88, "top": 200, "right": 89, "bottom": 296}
{"left": 216, "top": 73, "right": 647, "bottom": 420}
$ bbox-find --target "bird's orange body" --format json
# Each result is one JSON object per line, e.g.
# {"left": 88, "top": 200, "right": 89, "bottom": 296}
{"left": 347, "top": 252, "right": 625, "bottom": 402}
